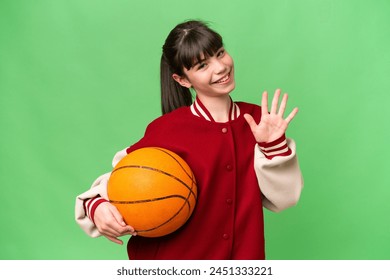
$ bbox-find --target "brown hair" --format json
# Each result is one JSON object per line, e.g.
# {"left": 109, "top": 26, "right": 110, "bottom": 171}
{"left": 160, "top": 20, "right": 223, "bottom": 114}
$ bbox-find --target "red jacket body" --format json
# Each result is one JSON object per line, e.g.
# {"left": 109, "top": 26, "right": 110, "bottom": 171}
{"left": 125, "top": 102, "right": 265, "bottom": 260}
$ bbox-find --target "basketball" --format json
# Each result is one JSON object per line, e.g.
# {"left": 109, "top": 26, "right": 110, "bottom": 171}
{"left": 107, "top": 147, "right": 197, "bottom": 237}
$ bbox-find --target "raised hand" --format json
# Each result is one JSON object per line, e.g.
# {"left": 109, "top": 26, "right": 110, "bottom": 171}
{"left": 244, "top": 89, "right": 298, "bottom": 143}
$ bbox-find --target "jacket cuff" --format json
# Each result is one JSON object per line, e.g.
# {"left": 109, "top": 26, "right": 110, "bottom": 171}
{"left": 84, "top": 196, "right": 109, "bottom": 224}
{"left": 258, "top": 134, "right": 292, "bottom": 159}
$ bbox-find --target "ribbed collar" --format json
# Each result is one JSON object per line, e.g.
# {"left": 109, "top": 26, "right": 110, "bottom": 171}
{"left": 190, "top": 97, "right": 241, "bottom": 122}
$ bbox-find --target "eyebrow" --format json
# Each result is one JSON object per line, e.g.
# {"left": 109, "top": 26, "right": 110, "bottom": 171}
{"left": 190, "top": 56, "right": 207, "bottom": 69}
{"left": 194, "top": 58, "right": 207, "bottom": 66}
{"left": 190, "top": 46, "right": 224, "bottom": 69}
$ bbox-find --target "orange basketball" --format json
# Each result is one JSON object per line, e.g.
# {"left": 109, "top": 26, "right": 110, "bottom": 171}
{"left": 107, "top": 147, "right": 197, "bottom": 237}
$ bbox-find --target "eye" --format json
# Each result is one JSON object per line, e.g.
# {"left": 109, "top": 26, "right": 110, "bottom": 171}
{"left": 217, "top": 49, "right": 225, "bottom": 57}
{"left": 198, "top": 62, "right": 207, "bottom": 69}
{"left": 195, "top": 61, "right": 208, "bottom": 70}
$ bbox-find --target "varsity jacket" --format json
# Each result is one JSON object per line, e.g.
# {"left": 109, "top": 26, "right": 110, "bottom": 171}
{"left": 75, "top": 99, "right": 304, "bottom": 259}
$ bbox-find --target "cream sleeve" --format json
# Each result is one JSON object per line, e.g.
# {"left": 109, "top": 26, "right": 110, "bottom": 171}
{"left": 74, "top": 148, "right": 127, "bottom": 237}
{"left": 254, "top": 138, "right": 304, "bottom": 212}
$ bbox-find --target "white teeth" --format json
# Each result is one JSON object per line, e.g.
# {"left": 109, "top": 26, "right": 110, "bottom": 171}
{"left": 216, "top": 74, "right": 229, "bottom": 83}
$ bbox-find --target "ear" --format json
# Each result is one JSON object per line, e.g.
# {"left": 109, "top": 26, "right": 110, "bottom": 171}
{"left": 172, "top": 74, "right": 192, "bottom": 88}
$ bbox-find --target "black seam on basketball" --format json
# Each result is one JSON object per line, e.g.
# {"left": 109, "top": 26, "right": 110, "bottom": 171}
{"left": 136, "top": 198, "right": 191, "bottom": 234}
{"left": 152, "top": 147, "right": 196, "bottom": 187}
{"left": 153, "top": 148, "right": 197, "bottom": 202}
{"left": 113, "top": 165, "right": 197, "bottom": 200}
{"left": 111, "top": 195, "right": 192, "bottom": 234}
{"left": 109, "top": 194, "right": 186, "bottom": 204}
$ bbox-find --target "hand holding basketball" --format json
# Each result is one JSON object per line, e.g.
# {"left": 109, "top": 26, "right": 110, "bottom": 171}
{"left": 94, "top": 201, "right": 137, "bottom": 245}
{"left": 244, "top": 89, "right": 298, "bottom": 143}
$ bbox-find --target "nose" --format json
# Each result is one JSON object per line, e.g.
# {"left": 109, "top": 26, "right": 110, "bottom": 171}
{"left": 212, "top": 58, "right": 226, "bottom": 74}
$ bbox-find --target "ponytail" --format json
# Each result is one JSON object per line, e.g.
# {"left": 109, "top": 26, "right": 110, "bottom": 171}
{"left": 160, "top": 55, "right": 192, "bottom": 115}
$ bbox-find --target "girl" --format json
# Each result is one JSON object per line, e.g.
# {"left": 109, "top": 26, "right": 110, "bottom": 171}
{"left": 75, "top": 20, "right": 303, "bottom": 260}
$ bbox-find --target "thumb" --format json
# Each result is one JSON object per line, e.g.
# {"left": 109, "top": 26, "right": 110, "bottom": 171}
{"left": 243, "top": 113, "right": 257, "bottom": 130}
{"left": 109, "top": 205, "right": 127, "bottom": 227}
{"left": 109, "top": 206, "right": 136, "bottom": 233}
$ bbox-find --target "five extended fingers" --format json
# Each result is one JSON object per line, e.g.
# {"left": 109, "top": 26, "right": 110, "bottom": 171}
{"left": 262, "top": 89, "right": 298, "bottom": 124}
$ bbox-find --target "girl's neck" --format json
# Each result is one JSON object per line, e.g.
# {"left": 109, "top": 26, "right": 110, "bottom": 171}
{"left": 197, "top": 95, "right": 232, "bottom": 122}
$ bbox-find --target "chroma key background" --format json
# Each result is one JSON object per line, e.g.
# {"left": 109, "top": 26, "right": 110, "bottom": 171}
{"left": 0, "top": 0, "right": 389, "bottom": 259}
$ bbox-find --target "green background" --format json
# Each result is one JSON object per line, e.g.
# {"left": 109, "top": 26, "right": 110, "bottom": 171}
{"left": 1, "top": 0, "right": 389, "bottom": 260}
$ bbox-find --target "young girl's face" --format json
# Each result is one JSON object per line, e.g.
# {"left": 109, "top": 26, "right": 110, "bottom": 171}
{"left": 178, "top": 48, "right": 235, "bottom": 99}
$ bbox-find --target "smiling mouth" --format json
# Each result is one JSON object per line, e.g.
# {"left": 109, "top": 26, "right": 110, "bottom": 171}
{"left": 213, "top": 73, "right": 231, "bottom": 84}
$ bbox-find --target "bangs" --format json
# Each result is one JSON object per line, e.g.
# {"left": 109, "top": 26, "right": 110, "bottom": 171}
{"left": 176, "top": 28, "right": 223, "bottom": 71}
